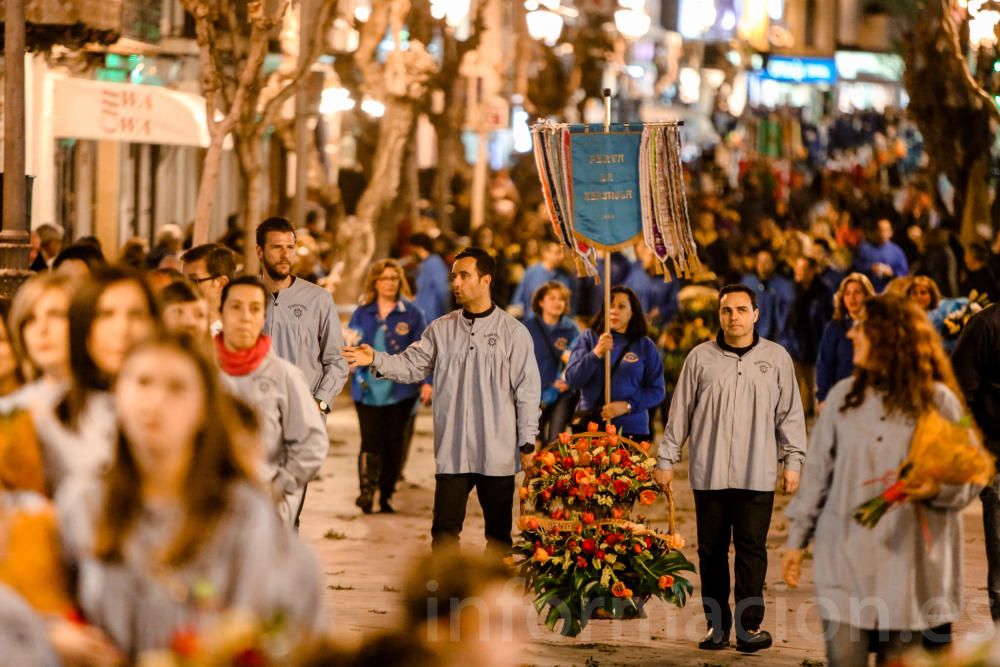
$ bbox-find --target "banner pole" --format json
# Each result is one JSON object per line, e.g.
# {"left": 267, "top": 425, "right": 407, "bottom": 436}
{"left": 602, "top": 88, "right": 612, "bottom": 410}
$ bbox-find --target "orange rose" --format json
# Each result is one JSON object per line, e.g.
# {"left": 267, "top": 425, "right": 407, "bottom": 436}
{"left": 605, "top": 424, "right": 617, "bottom": 435}
{"left": 658, "top": 574, "right": 675, "bottom": 589}
{"left": 609, "top": 452, "right": 621, "bottom": 466}
{"left": 639, "top": 490, "right": 657, "bottom": 505}
{"left": 611, "top": 506, "right": 625, "bottom": 519}
{"left": 575, "top": 440, "right": 590, "bottom": 454}
{"left": 611, "top": 582, "right": 628, "bottom": 597}
{"left": 587, "top": 422, "right": 599, "bottom": 433}
{"left": 559, "top": 432, "right": 572, "bottom": 445}
{"left": 540, "top": 452, "right": 556, "bottom": 467}
{"left": 533, "top": 548, "right": 549, "bottom": 563}
{"left": 639, "top": 441, "right": 650, "bottom": 452}
{"left": 518, "top": 487, "right": 529, "bottom": 500}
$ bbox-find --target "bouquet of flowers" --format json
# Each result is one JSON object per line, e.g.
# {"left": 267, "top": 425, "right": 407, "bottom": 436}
{"left": 138, "top": 611, "right": 294, "bottom": 667}
{"left": 512, "top": 424, "right": 695, "bottom": 637}
{"left": 854, "top": 410, "right": 995, "bottom": 528}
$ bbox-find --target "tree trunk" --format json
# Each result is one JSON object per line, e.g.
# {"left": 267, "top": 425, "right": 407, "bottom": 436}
{"left": 345, "top": 99, "right": 417, "bottom": 295}
{"left": 192, "top": 136, "right": 226, "bottom": 245}
{"left": 235, "top": 131, "right": 265, "bottom": 273}
{"left": 961, "top": 155, "right": 991, "bottom": 245}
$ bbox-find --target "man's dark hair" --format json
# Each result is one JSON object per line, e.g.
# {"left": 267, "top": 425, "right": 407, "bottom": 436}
{"left": 719, "top": 283, "right": 758, "bottom": 310}
{"left": 255, "top": 217, "right": 296, "bottom": 248}
{"left": 589, "top": 286, "right": 647, "bottom": 341}
{"left": 53, "top": 243, "right": 106, "bottom": 271}
{"left": 798, "top": 256, "right": 819, "bottom": 271}
{"left": 967, "top": 242, "right": 991, "bottom": 263}
{"left": 454, "top": 247, "right": 496, "bottom": 282}
{"left": 221, "top": 275, "right": 267, "bottom": 308}
{"left": 409, "top": 233, "right": 435, "bottom": 253}
{"left": 182, "top": 244, "right": 237, "bottom": 281}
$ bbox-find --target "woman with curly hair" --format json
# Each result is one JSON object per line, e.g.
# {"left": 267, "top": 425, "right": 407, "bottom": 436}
{"left": 783, "top": 295, "right": 982, "bottom": 666}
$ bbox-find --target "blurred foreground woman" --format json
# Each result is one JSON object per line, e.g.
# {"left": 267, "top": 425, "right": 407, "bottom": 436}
{"left": 59, "top": 335, "right": 323, "bottom": 660}
{"left": 784, "top": 295, "right": 982, "bottom": 666}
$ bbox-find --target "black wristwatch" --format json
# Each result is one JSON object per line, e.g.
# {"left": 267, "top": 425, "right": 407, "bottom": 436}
{"left": 317, "top": 399, "right": 331, "bottom": 414}
{"left": 519, "top": 443, "right": 535, "bottom": 454}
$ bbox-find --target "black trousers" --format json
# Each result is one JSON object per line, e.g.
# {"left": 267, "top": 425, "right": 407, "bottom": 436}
{"left": 355, "top": 397, "right": 417, "bottom": 497}
{"left": 693, "top": 489, "right": 774, "bottom": 636}
{"left": 432, "top": 474, "right": 515, "bottom": 556}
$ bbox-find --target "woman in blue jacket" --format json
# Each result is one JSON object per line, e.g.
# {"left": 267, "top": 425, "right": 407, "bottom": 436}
{"left": 346, "top": 259, "right": 430, "bottom": 513}
{"left": 565, "top": 286, "right": 665, "bottom": 442}
{"left": 524, "top": 281, "right": 580, "bottom": 444}
{"left": 815, "top": 272, "right": 874, "bottom": 409}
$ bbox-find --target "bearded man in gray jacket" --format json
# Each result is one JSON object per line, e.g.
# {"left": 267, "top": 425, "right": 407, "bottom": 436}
{"left": 216, "top": 276, "right": 329, "bottom": 527}
{"left": 655, "top": 283, "right": 807, "bottom": 654}
{"left": 343, "top": 248, "right": 541, "bottom": 557}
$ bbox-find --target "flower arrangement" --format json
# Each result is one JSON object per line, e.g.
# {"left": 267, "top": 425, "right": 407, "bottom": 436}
{"left": 512, "top": 424, "right": 695, "bottom": 637}
{"left": 854, "top": 411, "right": 994, "bottom": 528}
{"left": 137, "top": 611, "right": 294, "bottom": 667}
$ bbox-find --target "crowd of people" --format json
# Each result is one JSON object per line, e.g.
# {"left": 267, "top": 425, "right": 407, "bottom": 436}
{"left": 5, "top": 106, "right": 1000, "bottom": 665}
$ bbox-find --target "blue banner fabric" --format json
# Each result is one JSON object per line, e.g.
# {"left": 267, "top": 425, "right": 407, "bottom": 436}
{"left": 569, "top": 128, "right": 643, "bottom": 251}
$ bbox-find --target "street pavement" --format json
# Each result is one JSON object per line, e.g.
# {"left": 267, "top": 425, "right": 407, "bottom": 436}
{"left": 299, "top": 403, "right": 996, "bottom": 666}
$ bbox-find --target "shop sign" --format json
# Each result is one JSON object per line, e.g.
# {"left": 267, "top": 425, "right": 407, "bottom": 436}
{"left": 760, "top": 56, "right": 837, "bottom": 84}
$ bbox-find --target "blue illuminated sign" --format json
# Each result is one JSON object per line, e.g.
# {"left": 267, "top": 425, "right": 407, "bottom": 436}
{"left": 759, "top": 56, "right": 837, "bottom": 84}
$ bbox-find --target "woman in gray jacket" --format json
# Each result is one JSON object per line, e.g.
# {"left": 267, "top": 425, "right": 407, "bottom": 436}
{"left": 59, "top": 335, "right": 323, "bottom": 661}
{"left": 783, "top": 295, "right": 983, "bottom": 666}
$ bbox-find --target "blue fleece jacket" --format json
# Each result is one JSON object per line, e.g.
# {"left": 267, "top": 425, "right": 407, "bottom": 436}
{"left": 565, "top": 330, "right": 665, "bottom": 436}
{"left": 347, "top": 299, "right": 430, "bottom": 404}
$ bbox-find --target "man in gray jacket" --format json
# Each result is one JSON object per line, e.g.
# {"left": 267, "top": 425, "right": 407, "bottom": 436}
{"left": 216, "top": 276, "right": 330, "bottom": 527}
{"left": 256, "top": 217, "right": 349, "bottom": 414}
{"left": 342, "top": 248, "right": 540, "bottom": 557}
{"left": 655, "top": 283, "right": 806, "bottom": 653}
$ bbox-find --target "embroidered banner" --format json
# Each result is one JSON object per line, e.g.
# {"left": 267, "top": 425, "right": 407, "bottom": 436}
{"left": 568, "top": 124, "right": 643, "bottom": 251}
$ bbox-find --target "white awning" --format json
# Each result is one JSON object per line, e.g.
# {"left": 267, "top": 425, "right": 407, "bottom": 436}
{"left": 52, "top": 77, "right": 226, "bottom": 148}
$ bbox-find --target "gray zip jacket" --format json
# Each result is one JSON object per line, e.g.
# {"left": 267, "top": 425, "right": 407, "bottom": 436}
{"left": 657, "top": 334, "right": 807, "bottom": 491}
{"left": 786, "top": 380, "right": 980, "bottom": 630}
{"left": 220, "top": 349, "right": 329, "bottom": 524}
{"left": 371, "top": 307, "right": 541, "bottom": 476}
{"left": 264, "top": 277, "right": 348, "bottom": 404}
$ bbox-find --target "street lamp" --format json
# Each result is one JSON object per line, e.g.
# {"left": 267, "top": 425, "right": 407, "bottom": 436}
{"left": 525, "top": 0, "right": 564, "bottom": 46}
{"left": 431, "top": 0, "right": 472, "bottom": 27}
{"left": 614, "top": 0, "right": 651, "bottom": 39}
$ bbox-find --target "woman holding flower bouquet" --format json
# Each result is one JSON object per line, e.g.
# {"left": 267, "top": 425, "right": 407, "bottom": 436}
{"left": 784, "top": 295, "right": 985, "bottom": 666}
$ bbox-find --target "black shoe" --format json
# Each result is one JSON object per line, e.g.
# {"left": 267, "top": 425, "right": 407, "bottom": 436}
{"left": 379, "top": 497, "right": 396, "bottom": 514}
{"left": 736, "top": 629, "right": 772, "bottom": 653}
{"left": 355, "top": 492, "right": 374, "bottom": 514}
{"left": 698, "top": 628, "right": 730, "bottom": 650}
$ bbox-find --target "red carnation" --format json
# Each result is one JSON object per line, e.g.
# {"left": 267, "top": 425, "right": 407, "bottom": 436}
{"left": 581, "top": 539, "right": 596, "bottom": 555}
{"left": 605, "top": 533, "right": 620, "bottom": 546}
{"left": 595, "top": 549, "right": 606, "bottom": 560}
{"left": 577, "top": 556, "right": 588, "bottom": 568}
{"left": 563, "top": 456, "right": 575, "bottom": 469}
{"left": 613, "top": 479, "right": 630, "bottom": 496}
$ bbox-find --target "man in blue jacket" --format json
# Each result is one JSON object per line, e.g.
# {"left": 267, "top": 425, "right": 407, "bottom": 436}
{"left": 410, "top": 233, "right": 452, "bottom": 322}
{"left": 853, "top": 218, "right": 908, "bottom": 292}
{"left": 741, "top": 249, "right": 795, "bottom": 351}
{"left": 510, "top": 239, "right": 576, "bottom": 319}
{"left": 624, "top": 244, "right": 680, "bottom": 330}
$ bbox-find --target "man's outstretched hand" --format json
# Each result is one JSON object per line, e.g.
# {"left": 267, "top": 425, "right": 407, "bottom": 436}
{"left": 342, "top": 345, "right": 375, "bottom": 369}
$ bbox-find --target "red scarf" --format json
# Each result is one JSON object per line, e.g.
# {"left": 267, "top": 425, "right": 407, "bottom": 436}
{"left": 214, "top": 334, "right": 271, "bottom": 376}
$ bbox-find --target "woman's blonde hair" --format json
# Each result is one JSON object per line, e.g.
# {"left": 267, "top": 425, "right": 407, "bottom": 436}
{"left": 832, "top": 272, "right": 875, "bottom": 322}
{"left": 359, "top": 259, "right": 412, "bottom": 306}
{"left": 906, "top": 275, "right": 941, "bottom": 310}
{"left": 8, "top": 272, "right": 73, "bottom": 381}
{"left": 840, "top": 294, "right": 962, "bottom": 418}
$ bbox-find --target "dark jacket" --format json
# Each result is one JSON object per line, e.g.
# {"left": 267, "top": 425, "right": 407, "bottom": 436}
{"left": 951, "top": 304, "right": 1000, "bottom": 455}
{"left": 525, "top": 316, "right": 580, "bottom": 405}
{"left": 816, "top": 318, "right": 855, "bottom": 402}
{"left": 789, "top": 279, "right": 834, "bottom": 364}
{"left": 347, "top": 299, "right": 430, "bottom": 404}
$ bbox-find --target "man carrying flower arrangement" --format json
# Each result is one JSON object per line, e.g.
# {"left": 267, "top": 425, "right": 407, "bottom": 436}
{"left": 654, "top": 284, "right": 806, "bottom": 653}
